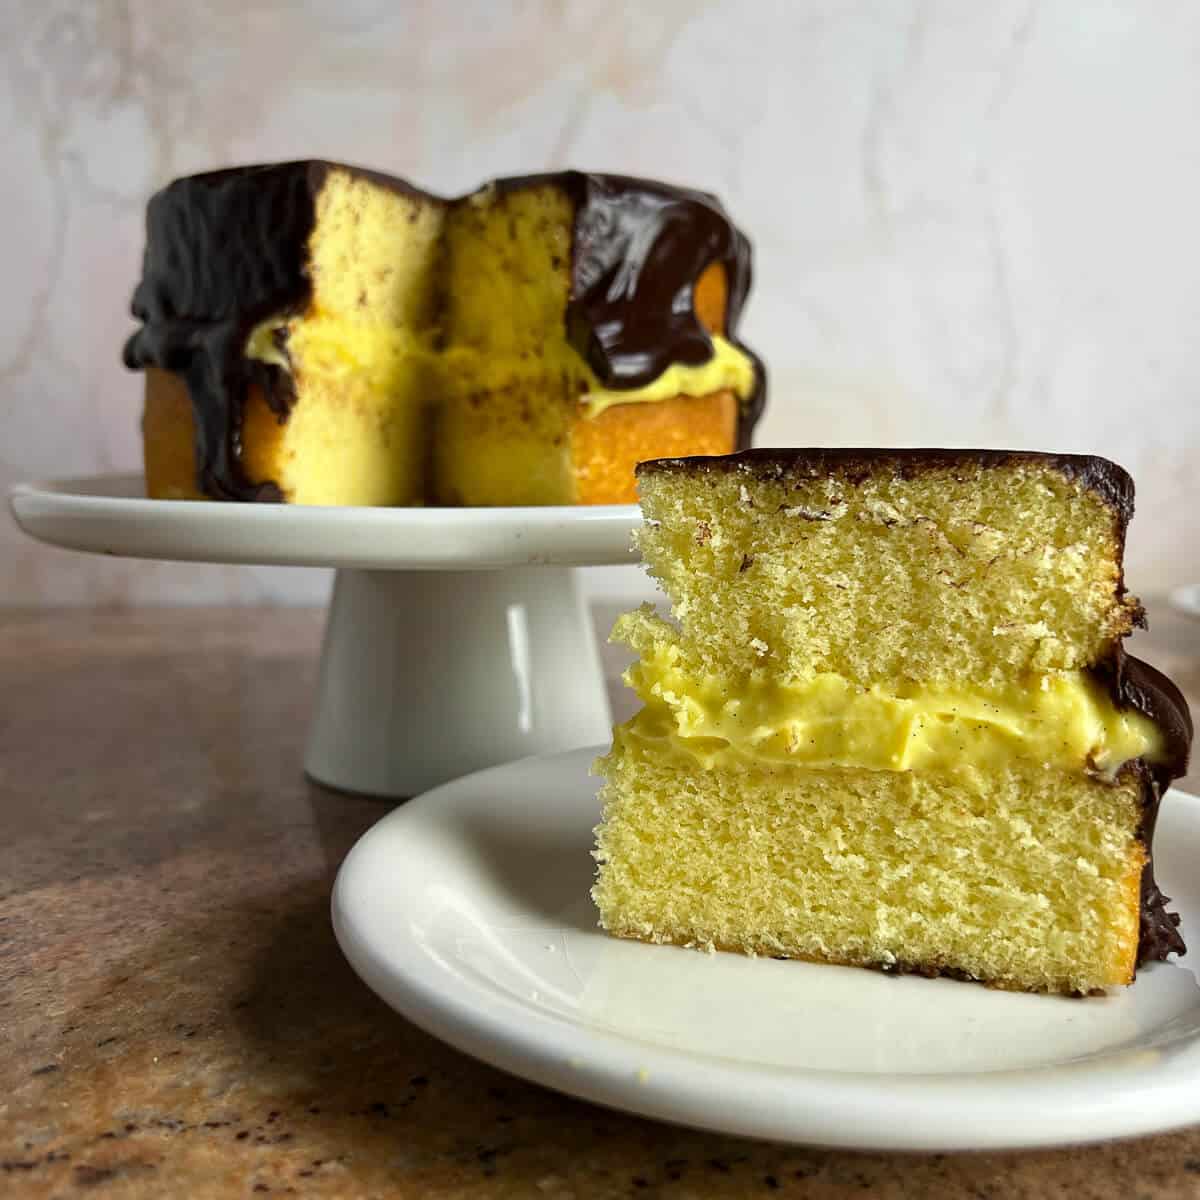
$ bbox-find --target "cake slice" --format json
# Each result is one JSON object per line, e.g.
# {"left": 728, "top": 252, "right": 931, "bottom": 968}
{"left": 593, "top": 450, "right": 1191, "bottom": 994}
{"left": 432, "top": 172, "right": 763, "bottom": 505}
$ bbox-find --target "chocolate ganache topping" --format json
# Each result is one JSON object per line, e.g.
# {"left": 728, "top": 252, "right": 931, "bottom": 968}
{"left": 124, "top": 164, "right": 766, "bottom": 500}
{"left": 124, "top": 163, "right": 323, "bottom": 500}
{"left": 552, "top": 172, "right": 765, "bottom": 449}
{"left": 1093, "top": 653, "right": 1192, "bottom": 963}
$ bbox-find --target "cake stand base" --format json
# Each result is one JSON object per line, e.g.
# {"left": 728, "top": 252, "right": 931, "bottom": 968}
{"left": 11, "top": 475, "right": 640, "bottom": 799}
{"left": 303, "top": 567, "right": 612, "bottom": 797}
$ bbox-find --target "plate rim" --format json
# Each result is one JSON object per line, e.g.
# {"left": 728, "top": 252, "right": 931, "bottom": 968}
{"left": 332, "top": 747, "right": 1200, "bottom": 1152}
{"left": 9, "top": 472, "right": 642, "bottom": 569}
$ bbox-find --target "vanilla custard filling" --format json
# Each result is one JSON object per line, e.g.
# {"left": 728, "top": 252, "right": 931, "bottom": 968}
{"left": 245, "top": 316, "right": 756, "bottom": 413}
{"left": 576, "top": 336, "right": 755, "bottom": 417}
{"left": 246, "top": 314, "right": 428, "bottom": 381}
{"left": 621, "top": 640, "right": 1165, "bottom": 778}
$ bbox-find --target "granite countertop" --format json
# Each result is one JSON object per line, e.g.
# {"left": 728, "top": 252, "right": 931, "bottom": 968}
{"left": 4, "top": 604, "right": 1200, "bottom": 1199}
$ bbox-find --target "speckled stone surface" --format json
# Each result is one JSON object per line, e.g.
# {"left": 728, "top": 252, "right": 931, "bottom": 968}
{"left": 4, "top": 605, "right": 1200, "bottom": 1199}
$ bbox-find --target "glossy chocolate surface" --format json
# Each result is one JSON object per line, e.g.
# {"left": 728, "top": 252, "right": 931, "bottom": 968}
{"left": 551, "top": 172, "right": 765, "bottom": 448}
{"left": 1100, "top": 654, "right": 1193, "bottom": 962}
{"left": 123, "top": 163, "right": 326, "bottom": 499}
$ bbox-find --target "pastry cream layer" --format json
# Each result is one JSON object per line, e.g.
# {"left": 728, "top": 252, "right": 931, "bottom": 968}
{"left": 575, "top": 336, "right": 754, "bottom": 418}
{"left": 250, "top": 313, "right": 429, "bottom": 379}
{"left": 243, "top": 313, "right": 434, "bottom": 505}
{"left": 621, "top": 633, "right": 1164, "bottom": 778}
{"left": 246, "top": 317, "right": 755, "bottom": 416}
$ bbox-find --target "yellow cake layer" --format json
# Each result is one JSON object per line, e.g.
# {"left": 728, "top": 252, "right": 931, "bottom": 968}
{"left": 616, "top": 607, "right": 1164, "bottom": 777}
{"left": 592, "top": 741, "right": 1146, "bottom": 994}
{"left": 634, "top": 456, "right": 1142, "bottom": 689}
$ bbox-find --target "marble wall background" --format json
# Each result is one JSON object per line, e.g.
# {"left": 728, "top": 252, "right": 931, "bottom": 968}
{"left": 4, "top": 0, "right": 1199, "bottom": 605}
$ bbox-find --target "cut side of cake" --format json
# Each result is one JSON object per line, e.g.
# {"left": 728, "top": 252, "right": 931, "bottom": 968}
{"left": 125, "top": 165, "right": 765, "bottom": 506}
{"left": 593, "top": 449, "right": 1191, "bottom": 995}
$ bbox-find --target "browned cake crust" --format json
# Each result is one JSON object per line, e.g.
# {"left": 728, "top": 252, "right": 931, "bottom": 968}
{"left": 572, "top": 392, "right": 737, "bottom": 504}
{"left": 601, "top": 928, "right": 1134, "bottom": 995}
{"left": 640, "top": 447, "right": 1135, "bottom": 527}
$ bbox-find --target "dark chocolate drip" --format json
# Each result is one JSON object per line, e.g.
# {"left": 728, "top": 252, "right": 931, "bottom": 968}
{"left": 123, "top": 162, "right": 327, "bottom": 500}
{"left": 559, "top": 173, "right": 765, "bottom": 448}
{"left": 1093, "top": 652, "right": 1193, "bottom": 963}
{"left": 492, "top": 171, "right": 766, "bottom": 446}
{"left": 1138, "top": 774, "right": 1187, "bottom": 961}
{"left": 246, "top": 359, "right": 298, "bottom": 424}
{"left": 1097, "top": 654, "right": 1193, "bottom": 785}
{"left": 124, "top": 161, "right": 436, "bottom": 501}
{"left": 562, "top": 175, "right": 749, "bottom": 379}
{"left": 736, "top": 356, "right": 767, "bottom": 452}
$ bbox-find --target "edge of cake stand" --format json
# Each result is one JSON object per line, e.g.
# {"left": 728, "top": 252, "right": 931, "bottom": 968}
{"left": 10, "top": 474, "right": 639, "bottom": 796}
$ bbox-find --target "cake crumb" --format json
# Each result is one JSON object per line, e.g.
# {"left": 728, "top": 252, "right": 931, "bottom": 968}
{"left": 782, "top": 503, "right": 846, "bottom": 521}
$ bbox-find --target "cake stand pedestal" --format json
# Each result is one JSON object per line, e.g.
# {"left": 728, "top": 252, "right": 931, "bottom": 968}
{"left": 10, "top": 474, "right": 641, "bottom": 797}
{"left": 307, "top": 566, "right": 607, "bottom": 795}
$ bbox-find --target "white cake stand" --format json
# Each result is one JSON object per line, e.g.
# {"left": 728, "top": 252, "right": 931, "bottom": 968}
{"left": 10, "top": 474, "right": 641, "bottom": 797}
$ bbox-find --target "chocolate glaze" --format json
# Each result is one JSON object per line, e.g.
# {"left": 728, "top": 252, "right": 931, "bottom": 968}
{"left": 1099, "top": 656, "right": 1194, "bottom": 788}
{"left": 639, "top": 447, "right": 1134, "bottom": 518}
{"left": 1094, "top": 656, "right": 1192, "bottom": 962}
{"left": 124, "top": 164, "right": 765, "bottom": 499}
{"left": 124, "top": 162, "right": 326, "bottom": 499}
{"left": 642, "top": 447, "right": 1193, "bottom": 966}
{"left": 510, "top": 172, "right": 766, "bottom": 449}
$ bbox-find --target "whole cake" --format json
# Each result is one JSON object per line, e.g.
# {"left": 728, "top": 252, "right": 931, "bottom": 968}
{"left": 593, "top": 449, "right": 1191, "bottom": 994}
{"left": 124, "top": 163, "right": 764, "bottom": 506}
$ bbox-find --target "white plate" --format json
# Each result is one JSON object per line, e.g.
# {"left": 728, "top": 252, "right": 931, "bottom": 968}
{"left": 9, "top": 473, "right": 641, "bottom": 569}
{"left": 333, "top": 748, "right": 1200, "bottom": 1152}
